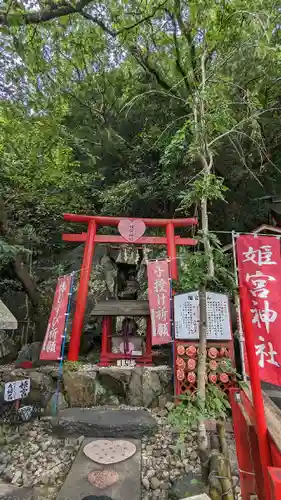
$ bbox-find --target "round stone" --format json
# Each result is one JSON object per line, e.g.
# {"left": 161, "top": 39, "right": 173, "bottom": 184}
{"left": 151, "top": 477, "right": 160, "bottom": 489}
{"left": 87, "top": 470, "right": 119, "bottom": 489}
{"left": 83, "top": 440, "right": 136, "bottom": 465}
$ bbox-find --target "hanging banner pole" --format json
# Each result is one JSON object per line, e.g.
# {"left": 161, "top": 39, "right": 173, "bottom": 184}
{"left": 239, "top": 285, "right": 272, "bottom": 499}
{"left": 53, "top": 272, "right": 75, "bottom": 416}
{"left": 231, "top": 231, "right": 246, "bottom": 380}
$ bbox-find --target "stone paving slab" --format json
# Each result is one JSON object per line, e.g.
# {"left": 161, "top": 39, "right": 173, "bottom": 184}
{"left": 52, "top": 408, "right": 157, "bottom": 438}
{"left": 58, "top": 438, "right": 141, "bottom": 500}
{"left": 0, "top": 484, "right": 33, "bottom": 500}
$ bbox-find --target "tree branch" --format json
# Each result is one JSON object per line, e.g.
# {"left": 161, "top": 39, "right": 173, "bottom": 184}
{"left": 0, "top": 0, "right": 93, "bottom": 25}
{"left": 130, "top": 46, "right": 178, "bottom": 96}
{"left": 166, "top": 9, "right": 190, "bottom": 93}
{"left": 174, "top": 0, "right": 197, "bottom": 82}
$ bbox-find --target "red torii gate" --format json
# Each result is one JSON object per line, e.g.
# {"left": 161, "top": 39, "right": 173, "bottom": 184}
{"left": 62, "top": 213, "right": 198, "bottom": 361}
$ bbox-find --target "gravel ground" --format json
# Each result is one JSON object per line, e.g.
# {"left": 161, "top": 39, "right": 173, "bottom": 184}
{"left": 0, "top": 410, "right": 241, "bottom": 500}
{"left": 142, "top": 408, "right": 241, "bottom": 500}
{"left": 0, "top": 419, "right": 80, "bottom": 499}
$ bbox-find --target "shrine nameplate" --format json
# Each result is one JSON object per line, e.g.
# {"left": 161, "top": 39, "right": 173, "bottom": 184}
{"left": 174, "top": 291, "right": 231, "bottom": 340}
{"left": 118, "top": 219, "right": 146, "bottom": 242}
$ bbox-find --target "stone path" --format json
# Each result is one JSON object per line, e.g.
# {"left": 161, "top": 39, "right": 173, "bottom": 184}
{"left": 54, "top": 408, "right": 153, "bottom": 500}
{"left": 58, "top": 438, "right": 141, "bottom": 500}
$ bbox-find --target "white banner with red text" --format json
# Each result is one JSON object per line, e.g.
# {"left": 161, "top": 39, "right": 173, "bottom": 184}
{"left": 147, "top": 260, "right": 172, "bottom": 345}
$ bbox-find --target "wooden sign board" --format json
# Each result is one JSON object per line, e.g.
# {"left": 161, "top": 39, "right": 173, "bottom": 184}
{"left": 174, "top": 291, "right": 232, "bottom": 340}
{"left": 116, "top": 359, "right": 136, "bottom": 367}
{"left": 4, "top": 378, "right": 30, "bottom": 402}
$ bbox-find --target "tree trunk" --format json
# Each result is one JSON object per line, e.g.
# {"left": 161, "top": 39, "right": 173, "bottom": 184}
{"left": 197, "top": 286, "right": 209, "bottom": 481}
{"left": 13, "top": 255, "right": 39, "bottom": 307}
{"left": 201, "top": 195, "right": 214, "bottom": 278}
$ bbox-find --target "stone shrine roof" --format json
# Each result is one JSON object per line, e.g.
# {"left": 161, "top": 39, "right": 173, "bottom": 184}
{"left": 0, "top": 299, "right": 18, "bottom": 329}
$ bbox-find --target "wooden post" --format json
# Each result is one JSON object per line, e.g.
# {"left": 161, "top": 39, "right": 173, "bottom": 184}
{"left": 68, "top": 220, "right": 96, "bottom": 361}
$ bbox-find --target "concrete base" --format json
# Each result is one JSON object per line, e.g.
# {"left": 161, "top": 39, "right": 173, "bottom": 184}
{"left": 58, "top": 438, "right": 141, "bottom": 500}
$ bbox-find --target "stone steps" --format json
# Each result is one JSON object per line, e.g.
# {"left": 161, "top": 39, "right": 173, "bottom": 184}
{"left": 52, "top": 408, "right": 157, "bottom": 439}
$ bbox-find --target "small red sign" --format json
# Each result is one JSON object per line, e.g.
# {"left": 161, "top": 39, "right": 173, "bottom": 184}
{"left": 147, "top": 260, "right": 172, "bottom": 345}
{"left": 237, "top": 235, "right": 281, "bottom": 385}
{"left": 40, "top": 275, "right": 71, "bottom": 361}
{"left": 118, "top": 219, "right": 146, "bottom": 242}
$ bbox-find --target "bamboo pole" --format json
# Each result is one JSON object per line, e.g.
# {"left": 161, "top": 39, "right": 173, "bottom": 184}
{"left": 217, "top": 454, "right": 234, "bottom": 500}
{"left": 209, "top": 433, "right": 222, "bottom": 500}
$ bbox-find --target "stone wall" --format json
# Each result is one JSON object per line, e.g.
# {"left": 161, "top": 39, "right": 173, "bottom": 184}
{"left": 0, "top": 364, "right": 173, "bottom": 411}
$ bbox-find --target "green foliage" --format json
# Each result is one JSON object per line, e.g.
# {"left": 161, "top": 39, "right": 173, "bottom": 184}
{"left": 63, "top": 361, "right": 82, "bottom": 372}
{"left": 178, "top": 175, "right": 228, "bottom": 210}
{"left": 0, "top": 0, "right": 281, "bottom": 346}
{"left": 174, "top": 247, "right": 236, "bottom": 294}
{"left": 168, "top": 385, "right": 231, "bottom": 432}
{"left": 0, "top": 238, "right": 27, "bottom": 268}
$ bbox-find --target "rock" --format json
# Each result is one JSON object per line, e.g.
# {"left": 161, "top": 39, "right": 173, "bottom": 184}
{"left": 142, "top": 477, "right": 150, "bottom": 489}
{"left": 107, "top": 395, "right": 120, "bottom": 406}
{"left": 142, "top": 370, "right": 162, "bottom": 407}
{"left": 0, "top": 330, "right": 16, "bottom": 360}
{"left": 190, "top": 450, "right": 198, "bottom": 462}
{"left": 33, "top": 486, "right": 59, "bottom": 500}
{"left": 52, "top": 408, "right": 157, "bottom": 438}
{"left": 151, "top": 477, "right": 160, "bottom": 489}
{"left": 98, "top": 367, "right": 131, "bottom": 402}
{"left": 28, "top": 430, "right": 38, "bottom": 438}
{"left": 63, "top": 369, "right": 97, "bottom": 407}
{"left": 45, "top": 392, "right": 68, "bottom": 415}
{"left": 11, "top": 470, "right": 23, "bottom": 485}
{"left": 16, "top": 342, "right": 42, "bottom": 364}
{"left": 5, "top": 433, "right": 20, "bottom": 444}
{"left": 169, "top": 472, "right": 208, "bottom": 500}
{"left": 127, "top": 368, "right": 142, "bottom": 406}
{"left": 165, "top": 401, "right": 175, "bottom": 412}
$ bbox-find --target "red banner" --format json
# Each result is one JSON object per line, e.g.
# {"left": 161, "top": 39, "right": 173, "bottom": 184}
{"left": 237, "top": 235, "right": 281, "bottom": 385}
{"left": 147, "top": 260, "right": 171, "bottom": 345}
{"left": 40, "top": 275, "right": 71, "bottom": 361}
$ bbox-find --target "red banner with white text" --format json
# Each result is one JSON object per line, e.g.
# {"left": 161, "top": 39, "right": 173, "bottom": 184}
{"left": 237, "top": 235, "right": 281, "bottom": 385}
{"left": 147, "top": 260, "right": 172, "bottom": 345}
{"left": 40, "top": 275, "right": 71, "bottom": 361}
